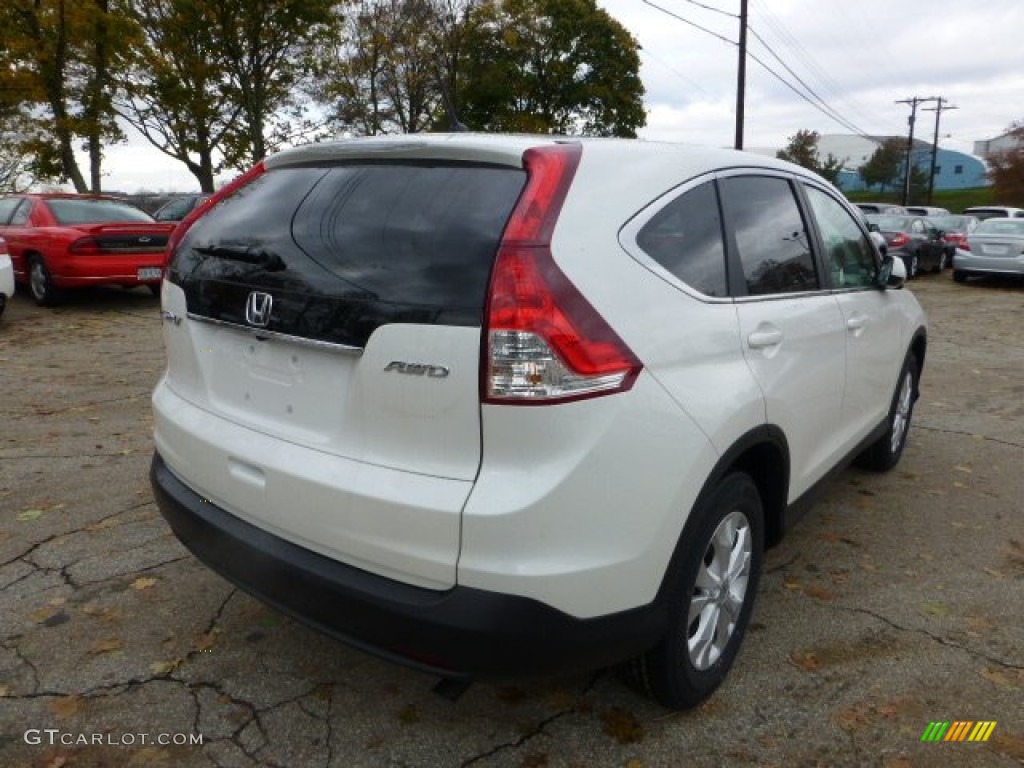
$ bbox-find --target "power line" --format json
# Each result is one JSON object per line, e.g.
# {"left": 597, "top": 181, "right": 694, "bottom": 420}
{"left": 640, "top": 0, "right": 735, "bottom": 46}
{"left": 675, "top": 0, "right": 737, "bottom": 19}
{"left": 746, "top": 25, "right": 871, "bottom": 138}
{"left": 641, "top": 0, "right": 880, "bottom": 143}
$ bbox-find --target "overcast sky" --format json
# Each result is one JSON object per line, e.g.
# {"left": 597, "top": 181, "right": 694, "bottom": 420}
{"left": 94, "top": 0, "right": 1024, "bottom": 193}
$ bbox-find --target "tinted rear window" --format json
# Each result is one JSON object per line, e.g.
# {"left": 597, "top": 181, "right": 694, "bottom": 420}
{"left": 170, "top": 163, "right": 526, "bottom": 347}
{"left": 47, "top": 199, "right": 154, "bottom": 224}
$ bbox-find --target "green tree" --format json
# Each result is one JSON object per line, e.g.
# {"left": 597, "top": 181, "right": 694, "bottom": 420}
{"left": 987, "top": 121, "right": 1024, "bottom": 206}
{"left": 316, "top": 0, "right": 446, "bottom": 135}
{"left": 858, "top": 138, "right": 904, "bottom": 194}
{"left": 457, "top": 0, "right": 645, "bottom": 136}
{"left": 116, "top": 0, "right": 244, "bottom": 192}
{"left": 213, "top": 0, "right": 337, "bottom": 166}
{"left": 0, "top": 0, "right": 133, "bottom": 192}
{"left": 776, "top": 129, "right": 844, "bottom": 184}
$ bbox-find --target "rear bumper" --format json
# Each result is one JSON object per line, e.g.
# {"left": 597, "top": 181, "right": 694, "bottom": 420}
{"left": 151, "top": 452, "right": 667, "bottom": 679}
{"left": 953, "top": 250, "right": 1024, "bottom": 276}
{"left": 48, "top": 254, "right": 164, "bottom": 287}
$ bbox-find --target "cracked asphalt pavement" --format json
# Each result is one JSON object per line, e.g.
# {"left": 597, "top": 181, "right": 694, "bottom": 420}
{"left": 1, "top": 274, "right": 1022, "bottom": 767}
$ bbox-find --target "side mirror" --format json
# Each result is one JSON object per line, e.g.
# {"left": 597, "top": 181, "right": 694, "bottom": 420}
{"left": 877, "top": 254, "right": 906, "bottom": 289}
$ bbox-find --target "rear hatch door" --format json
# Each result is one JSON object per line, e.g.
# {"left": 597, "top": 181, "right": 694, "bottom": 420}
{"left": 164, "top": 151, "right": 528, "bottom": 585}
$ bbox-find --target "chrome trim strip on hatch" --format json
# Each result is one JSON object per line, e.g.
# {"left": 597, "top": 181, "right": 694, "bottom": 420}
{"left": 184, "top": 313, "right": 365, "bottom": 355}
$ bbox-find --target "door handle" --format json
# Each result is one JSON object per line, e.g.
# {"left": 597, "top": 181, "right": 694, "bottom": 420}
{"left": 747, "top": 328, "right": 784, "bottom": 349}
{"left": 846, "top": 314, "right": 867, "bottom": 331}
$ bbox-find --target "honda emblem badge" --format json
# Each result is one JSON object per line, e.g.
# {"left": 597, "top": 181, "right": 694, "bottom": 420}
{"left": 245, "top": 291, "right": 273, "bottom": 328}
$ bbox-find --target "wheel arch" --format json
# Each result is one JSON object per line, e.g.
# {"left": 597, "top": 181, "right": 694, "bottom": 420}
{"left": 17, "top": 248, "right": 46, "bottom": 284}
{"left": 655, "top": 425, "right": 790, "bottom": 604}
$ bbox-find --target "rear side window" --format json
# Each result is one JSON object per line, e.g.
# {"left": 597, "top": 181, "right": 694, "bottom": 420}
{"left": 171, "top": 163, "right": 526, "bottom": 347}
{"left": 720, "top": 176, "right": 819, "bottom": 296}
{"left": 635, "top": 181, "right": 727, "bottom": 297}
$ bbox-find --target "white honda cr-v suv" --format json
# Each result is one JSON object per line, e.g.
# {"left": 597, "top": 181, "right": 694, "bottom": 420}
{"left": 151, "top": 135, "right": 926, "bottom": 709}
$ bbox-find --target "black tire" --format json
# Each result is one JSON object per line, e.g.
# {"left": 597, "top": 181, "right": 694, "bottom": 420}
{"left": 908, "top": 253, "right": 919, "bottom": 278}
{"left": 953, "top": 270, "right": 968, "bottom": 283}
{"left": 934, "top": 252, "right": 946, "bottom": 272}
{"left": 28, "top": 254, "right": 62, "bottom": 306}
{"left": 624, "top": 472, "right": 764, "bottom": 710}
{"left": 855, "top": 354, "right": 919, "bottom": 472}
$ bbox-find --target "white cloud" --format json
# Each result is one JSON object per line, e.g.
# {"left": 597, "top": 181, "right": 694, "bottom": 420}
{"left": 89, "top": 0, "right": 1023, "bottom": 191}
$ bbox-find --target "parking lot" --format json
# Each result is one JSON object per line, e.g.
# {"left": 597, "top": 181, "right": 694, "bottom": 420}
{"left": 1, "top": 272, "right": 1022, "bottom": 767}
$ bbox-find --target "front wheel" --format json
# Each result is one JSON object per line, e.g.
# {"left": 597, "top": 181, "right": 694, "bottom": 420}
{"left": 908, "top": 254, "right": 919, "bottom": 278}
{"left": 624, "top": 473, "right": 764, "bottom": 709}
{"left": 855, "top": 354, "right": 919, "bottom": 471}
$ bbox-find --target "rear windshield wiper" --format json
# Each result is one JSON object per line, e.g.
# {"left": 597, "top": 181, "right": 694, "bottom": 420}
{"left": 193, "top": 243, "right": 286, "bottom": 271}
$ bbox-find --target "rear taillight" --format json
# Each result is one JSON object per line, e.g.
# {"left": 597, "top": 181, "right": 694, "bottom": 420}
{"left": 69, "top": 237, "right": 101, "bottom": 255}
{"left": 164, "top": 161, "right": 267, "bottom": 263}
{"left": 482, "top": 144, "right": 642, "bottom": 405}
{"left": 890, "top": 233, "right": 909, "bottom": 248}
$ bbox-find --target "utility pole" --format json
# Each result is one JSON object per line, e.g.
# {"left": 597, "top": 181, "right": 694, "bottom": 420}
{"left": 923, "top": 98, "right": 958, "bottom": 204}
{"left": 734, "top": 0, "right": 748, "bottom": 150}
{"left": 895, "top": 96, "right": 938, "bottom": 205}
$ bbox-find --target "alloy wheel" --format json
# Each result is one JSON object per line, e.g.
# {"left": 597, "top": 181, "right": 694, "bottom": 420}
{"left": 687, "top": 510, "right": 752, "bottom": 671}
{"left": 890, "top": 369, "right": 914, "bottom": 454}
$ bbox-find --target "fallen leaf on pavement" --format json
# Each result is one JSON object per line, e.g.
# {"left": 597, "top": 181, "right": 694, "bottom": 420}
{"left": 50, "top": 695, "right": 80, "bottom": 718}
{"left": 789, "top": 649, "right": 820, "bottom": 672}
{"left": 131, "top": 577, "right": 158, "bottom": 590}
{"left": 149, "top": 658, "right": 183, "bottom": 676}
{"left": 90, "top": 637, "right": 124, "bottom": 655}
{"left": 602, "top": 707, "right": 644, "bottom": 744}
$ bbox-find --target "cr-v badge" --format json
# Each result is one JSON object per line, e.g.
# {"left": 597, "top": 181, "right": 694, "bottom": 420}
{"left": 384, "top": 361, "right": 450, "bottom": 378}
{"left": 245, "top": 291, "right": 273, "bottom": 327}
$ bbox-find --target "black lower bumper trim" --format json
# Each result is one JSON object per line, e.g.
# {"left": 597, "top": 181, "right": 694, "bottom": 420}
{"left": 150, "top": 453, "right": 667, "bottom": 679}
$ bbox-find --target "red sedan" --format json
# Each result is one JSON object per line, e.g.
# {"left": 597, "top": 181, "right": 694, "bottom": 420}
{"left": 0, "top": 194, "right": 176, "bottom": 305}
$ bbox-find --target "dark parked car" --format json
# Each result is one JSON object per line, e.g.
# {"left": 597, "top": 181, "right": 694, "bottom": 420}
{"left": 927, "top": 214, "right": 980, "bottom": 259}
{"left": 854, "top": 202, "right": 907, "bottom": 215}
{"left": 153, "top": 194, "right": 210, "bottom": 222}
{"left": 865, "top": 214, "right": 947, "bottom": 276}
{"left": 906, "top": 206, "right": 949, "bottom": 217}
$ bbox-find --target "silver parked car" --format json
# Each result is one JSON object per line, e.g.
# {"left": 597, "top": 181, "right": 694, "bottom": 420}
{"left": 955, "top": 218, "right": 1024, "bottom": 282}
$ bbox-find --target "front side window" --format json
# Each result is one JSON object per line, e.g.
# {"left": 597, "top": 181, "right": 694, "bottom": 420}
{"left": 804, "top": 186, "right": 877, "bottom": 288}
{"left": 720, "top": 175, "right": 818, "bottom": 296}
{"left": 635, "top": 181, "right": 727, "bottom": 297}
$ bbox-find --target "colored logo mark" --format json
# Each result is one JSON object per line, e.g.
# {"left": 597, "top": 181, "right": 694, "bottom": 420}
{"left": 921, "top": 721, "right": 997, "bottom": 742}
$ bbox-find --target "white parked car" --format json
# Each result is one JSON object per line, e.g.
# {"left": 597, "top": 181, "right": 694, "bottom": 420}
{"left": 151, "top": 135, "right": 927, "bottom": 709}
{"left": 955, "top": 217, "right": 1024, "bottom": 282}
{"left": 0, "top": 236, "right": 14, "bottom": 320}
